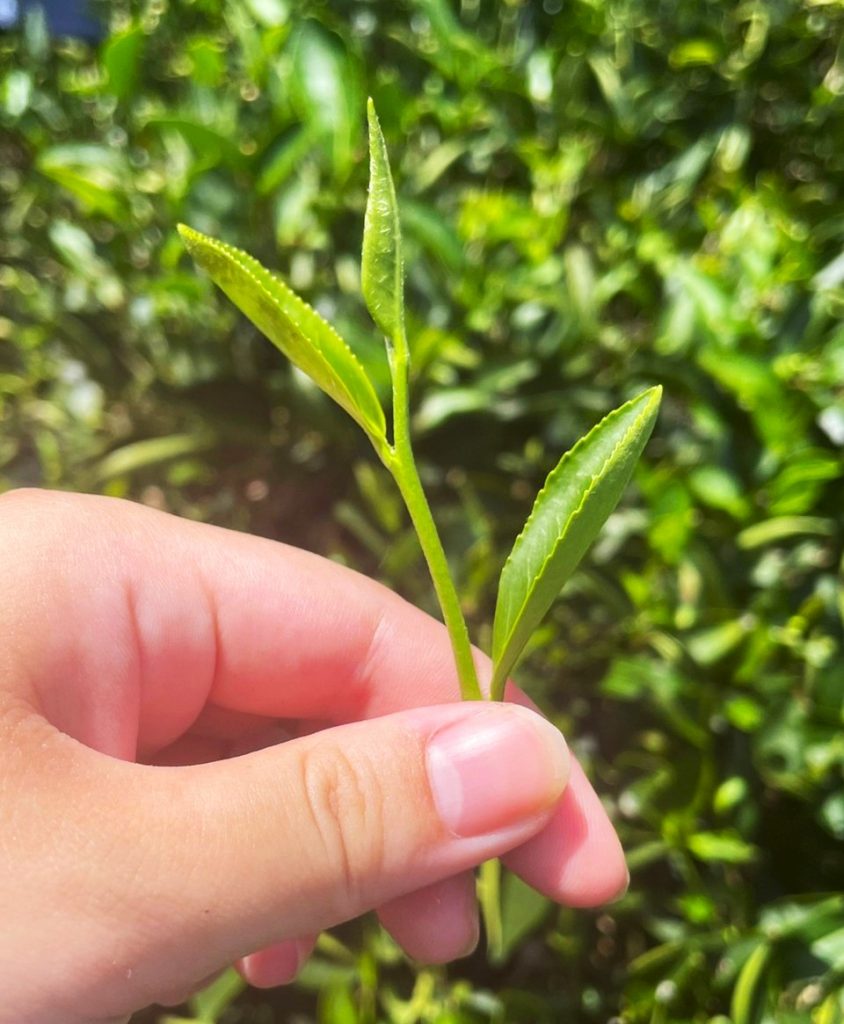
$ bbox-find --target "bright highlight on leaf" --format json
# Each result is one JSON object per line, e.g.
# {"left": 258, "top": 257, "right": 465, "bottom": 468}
{"left": 177, "top": 224, "right": 386, "bottom": 446}
{"left": 490, "top": 386, "right": 662, "bottom": 698}
{"left": 361, "top": 98, "right": 405, "bottom": 344}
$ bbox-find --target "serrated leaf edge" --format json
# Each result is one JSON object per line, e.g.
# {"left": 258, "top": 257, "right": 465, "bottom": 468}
{"left": 493, "top": 386, "right": 661, "bottom": 676}
{"left": 178, "top": 224, "right": 386, "bottom": 440}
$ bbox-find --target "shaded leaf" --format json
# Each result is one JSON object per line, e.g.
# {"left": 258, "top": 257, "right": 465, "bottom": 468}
{"left": 491, "top": 387, "right": 661, "bottom": 696}
{"left": 145, "top": 117, "right": 246, "bottom": 170}
{"left": 493, "top": 870, "right": 551, "bottom": 964}
{"left": 178, "top": 225, "right": 386, "bottom": 444}
{"left": 362, "top": 99, "right": 404, "bottom": 342}
{"left": 401, "top": 198, "right": 465, "bottom": 271}
{"left": 257, "top": 125, "right": 316, "bottom": 195}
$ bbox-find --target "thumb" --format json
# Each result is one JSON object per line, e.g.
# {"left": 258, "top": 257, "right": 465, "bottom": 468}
{"left": 103, "top": 702, "right": 568, "bottom": 1010}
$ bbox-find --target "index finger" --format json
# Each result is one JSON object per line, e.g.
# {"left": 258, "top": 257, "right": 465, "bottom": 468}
{"left": 0, "top": 489, "right": 460, "bottom": 749}
{"left": 1, "top": 489, "right": 627, "bottom": 906}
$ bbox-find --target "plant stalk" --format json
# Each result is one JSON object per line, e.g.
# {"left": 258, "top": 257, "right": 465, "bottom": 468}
{"left": 384, "top": 322, "right": 496, "bottom": 944}
{"left": 385, "top": 327, "right": 482, "bottom": 702}
{"left": 478, "top": 858, "right": 503, "bottom": 960}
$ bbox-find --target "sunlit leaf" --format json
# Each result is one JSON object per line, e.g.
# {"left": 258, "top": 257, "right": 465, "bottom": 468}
{"left": 101, "top": 25, "right": 144, "bottom": 100}
{"left": 731, "top": 943, "right": 771, "bottom": 1024}
{"left": 686, "top": 619, "right": 749, "bottom": 665}
{"left": 178, "top": 225, "right": 386, "bottom": 444}
{"left": 243, "top": 0, "right": 288, "bottom": 27}
{"left": 188, "top": 967, "right": 246, "bottom": 1021}
{"left": 36, "top": 144, "right": 127, "bottom": 219}
{"left": 96, "top": 433, "right": 213, "bottom": 482}
{"left": 737, "top": 515, "right": 835, "bottom": 548}
{"left": 318, "top": 984, "right": 358, "bottom": 1024}
{"left": 688, "top": 830, "right": 757, "bottom": 864}
{"left": 290, "top": 20, "right": 362, "bottom": 175}
{"left": 491, "top": 387, "right": 661, "bottom": 696}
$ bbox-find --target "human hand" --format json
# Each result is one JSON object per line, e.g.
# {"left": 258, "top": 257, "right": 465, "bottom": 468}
{"left": 0, "top": 490, "right": 627, "bottom": 1023}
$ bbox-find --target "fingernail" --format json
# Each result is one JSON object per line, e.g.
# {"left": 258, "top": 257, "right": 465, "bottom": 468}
{"left": 238, "top": 938, "right": 308, "bottom": 988}
{"left": 426, "top": 705, "right": 569, "bottom": 838}
{"left": 458, "top": 915, "right": 481, "bottom": 959}
{"left": 610, "top": 867, "right": 631, "bottom": 904}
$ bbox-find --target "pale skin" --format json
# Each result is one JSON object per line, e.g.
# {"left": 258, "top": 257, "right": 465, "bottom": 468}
{"left": 0, "top": 489, "right": 628, "bottom": 1024}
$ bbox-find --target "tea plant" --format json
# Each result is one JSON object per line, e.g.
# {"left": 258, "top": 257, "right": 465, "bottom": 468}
{"left": 8, "top": 3, "right": 844, "bottom": 1019}
{"left": 179, "top": 100, "right": 661, "bottom": 713}
{"left": 178, "top": 102, "right": 659, "bottom": 959}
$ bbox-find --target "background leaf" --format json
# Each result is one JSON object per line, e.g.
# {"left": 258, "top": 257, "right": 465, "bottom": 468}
{"left": 290, "top": 20, "right": 363, "bottom": 177}
{"left": 731, "top": 943, "right": 771, "bottom": 1024}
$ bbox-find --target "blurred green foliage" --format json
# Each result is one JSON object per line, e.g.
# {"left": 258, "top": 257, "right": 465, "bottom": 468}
{"left": 2, "top": 0, "right": 844, "bottom": 1021}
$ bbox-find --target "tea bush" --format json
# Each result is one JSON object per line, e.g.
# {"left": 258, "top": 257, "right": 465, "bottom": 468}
{"left": 1, "top": 1, "right": 842, "bottom": 1022}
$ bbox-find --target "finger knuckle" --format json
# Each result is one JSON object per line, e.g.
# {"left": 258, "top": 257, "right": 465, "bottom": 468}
{"left": 299, "top": 743, "right": 386, "bottom": 909}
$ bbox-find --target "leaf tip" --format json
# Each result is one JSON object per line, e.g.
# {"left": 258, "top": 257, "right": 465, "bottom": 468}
{"left": 176, "top": 222, "right": 203, "bottom": 256}
{"left": 638, "top": 384, "right": 663, "bottom": 420}
{"left": 366, "top": 97, "right": 384, "bottom": 149}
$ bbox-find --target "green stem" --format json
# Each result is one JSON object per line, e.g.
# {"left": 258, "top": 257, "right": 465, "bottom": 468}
{"left": 478, "top": 858, "right": 503, "bottom": 960}
{"left": 380, "top": 323, "right": 496, "bottom": 951}
{"left": 384, "top": 328, "right": 482, "bottom": 702}
{"left": 391, "top": 456, "right": 482, "bottom": 701}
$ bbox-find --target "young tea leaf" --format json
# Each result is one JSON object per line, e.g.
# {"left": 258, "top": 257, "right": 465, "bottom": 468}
{"left": 178, "top": 225, "right": 386, "bottom": 445}
{"left": 490, "top": 386, "right": 662, "bottom": 697}
{"left": 361, "top": 99, "right": 404, "bottom": 343}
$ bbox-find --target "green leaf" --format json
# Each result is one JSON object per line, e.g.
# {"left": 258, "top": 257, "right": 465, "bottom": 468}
{"left": 37, "top": 144, "right": 127, "bottom": 220}
{"left": 491, "top": 387, "right": 661, "bottom": 696}
{"left": 96, "top": 433, "right": 213, "bottom": 482}
{"left": 687, "top": 830, "right": 757, "bottom": 864}
{"left": 493, "top": 870, "right": 551, "bottom": 964}
{"left": 178, "top": 225, "right": 386, "bottom": 445}
{"left": 687, "top": 619, "right": 750, "bottom": 665}
{"left": 318, "top": 985, "right": 359, "bottom": 1024}
{"left": 188, "top": 967, "right": 246, "bottom": 1021}
{"left": 145, "top": 117, "right": 246, "bottom": 171}
{"left": 101, "top": 25, "right": 144, "bottom": 101}
{"left": 730, "top": 942, "right": 771, "bottom": 1024}
{"left": 737, "top": 515, "right": 835, "bottom": 548}
{"left": 401, "top": 198, "right": 465, "bottom": 271}
{"left": 256, "top": 125, "right": 316, "bottom": 195}
{"left": 362, "top": 99, "right": 404, "bottom": 343}
{"left": 290, "top": 20, "right": 363, "bottom": 176}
